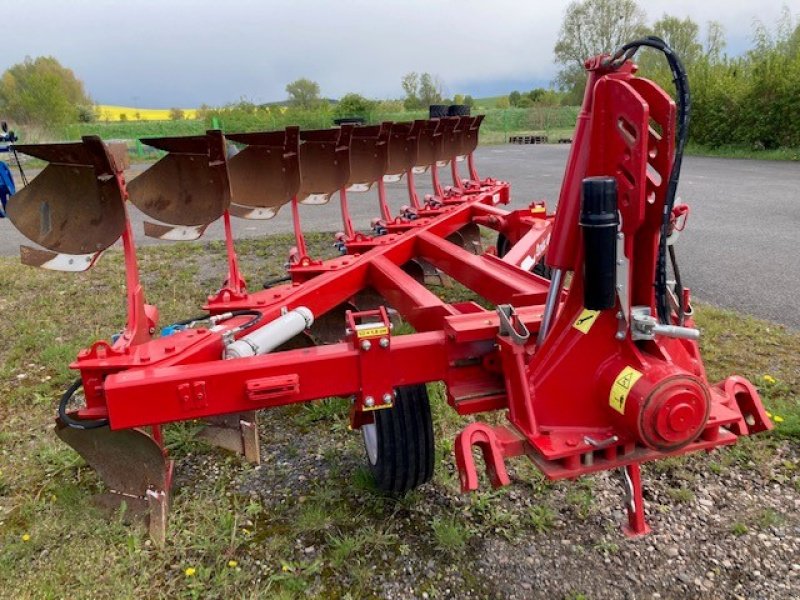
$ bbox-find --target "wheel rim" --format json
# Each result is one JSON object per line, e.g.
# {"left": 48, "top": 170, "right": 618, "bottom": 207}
{"left": 362, "top": 423, "right": 378, "bottom": 465}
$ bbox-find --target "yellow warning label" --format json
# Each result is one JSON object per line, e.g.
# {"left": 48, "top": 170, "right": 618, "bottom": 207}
{"left": 573, "top": 309, "right": 601, "bottom": 334}
{"left": 609, "top": 366, "right": 643, "bottom": 415}
{"left": 356, "top": 326, "right": 389, "bottom": 339}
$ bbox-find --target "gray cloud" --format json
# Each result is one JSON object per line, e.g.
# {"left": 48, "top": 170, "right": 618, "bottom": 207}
{"left": 2, "top": 0, "right": 797, "bottom": 106}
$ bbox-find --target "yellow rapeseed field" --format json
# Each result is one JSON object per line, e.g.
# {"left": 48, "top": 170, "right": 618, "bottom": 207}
{"left": 95, "top": 105, "right": 199, "bottom": 121}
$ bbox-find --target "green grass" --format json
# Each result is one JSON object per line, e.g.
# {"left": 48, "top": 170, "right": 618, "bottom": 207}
{"left": 685, "top": 143, "right": 800, "bottom": 161}
{"left": 0, "top": 234, "right": 797, "bottom": 597}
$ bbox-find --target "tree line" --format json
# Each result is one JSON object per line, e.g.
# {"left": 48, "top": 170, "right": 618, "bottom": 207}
{"left": 553, "top": 0, "right": 800, "bottom": 149}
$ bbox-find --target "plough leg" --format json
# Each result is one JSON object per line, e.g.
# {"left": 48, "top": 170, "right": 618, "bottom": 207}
{"left": 55, "top": 419, "right": 173, "bottom": 546}
{"left": 197, "top": 411, "right": 261, "bottom": 464}
{"left": 621, "top": 463, "right": 651, "bottom": 537}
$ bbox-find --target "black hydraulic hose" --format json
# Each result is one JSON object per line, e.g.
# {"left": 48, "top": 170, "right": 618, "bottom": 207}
{"left": 58, "top": 378, "right": 109, "bottom": 430}
{"left": 228, "top": 309, "right": 263, "bottom": 332}
{"left": 171, "top": 313, "right": 210, "bottom": 327}
{"left": 609, "top": 36, "right": 691, "bottom": 325}
{"left": 669, "top": 245, "right": 685, "bottom": 325}
{"left": 263, "top": 274, "right": 292, "bottom": 289}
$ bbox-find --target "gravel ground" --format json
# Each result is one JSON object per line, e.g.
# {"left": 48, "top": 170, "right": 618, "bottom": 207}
{"left": 173, "top": 403, "right": 799, "bottom": 600}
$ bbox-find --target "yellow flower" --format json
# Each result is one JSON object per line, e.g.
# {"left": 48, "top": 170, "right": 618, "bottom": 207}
{"left": 281, "top": 564, "right": 290, "bottom": 572}
{"left": 773, "top": 415, "right": 784, "bottom": 423}
{"left": 184, "top": 567, "right": 196, "bottom": 577}
{"left": 241, "top": 528, "right": 250, "bottom": 535}
{"left": 21, "top": 534, "right": 30, "bottom": 542}
{"left": 227, "top": 560, "right": 238, "bottom": 568}
{"left": 762, "top": 375, "right": 776, "bottom": 384}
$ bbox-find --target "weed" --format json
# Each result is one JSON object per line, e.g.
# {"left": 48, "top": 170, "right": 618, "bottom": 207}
{"left": 731, "top": 523, "right": 749, "bottom": 536}
{"left": 528, "top": 504, "right": 556, "bottom": 533}
{"left": 666, "top": 487, "right": 695, "bottom": 504}
{"left": 432, "top": 516, "right": 471, "bottom": 551}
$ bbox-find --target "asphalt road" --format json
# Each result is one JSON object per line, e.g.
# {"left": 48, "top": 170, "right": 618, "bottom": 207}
{"left": 1, "top": 145, "right": 798, "bottom": 328}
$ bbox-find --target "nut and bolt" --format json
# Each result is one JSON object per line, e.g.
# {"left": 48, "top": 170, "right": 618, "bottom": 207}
{"left": 364, "top": 396, "right": 375, "bottom": 407}
{"left": 382, "top": 393, "right": 393, "bottom": 405}
{"left": 379, "top": 337, "right": 390, "bottom": 348}
{"left": 360, "top": 340, "right": 372, "bottom": 351}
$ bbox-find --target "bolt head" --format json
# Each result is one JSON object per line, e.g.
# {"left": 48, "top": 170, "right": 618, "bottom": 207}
{"left": 379, "top": 337, "right": 389, "bottom": 348}
{"left": 382, "top": 393, "right": 393, "bottom": 404}
{"left": 364, "top": 396, "right": 375, "bottom": 407}
{"left": 360, "top": 340, "right": 372, "bottom": 351}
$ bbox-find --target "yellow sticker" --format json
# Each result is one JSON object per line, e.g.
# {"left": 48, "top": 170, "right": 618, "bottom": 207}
{"left": 609, "top": 366, "right": 643, "bottom": 415}
{"left": 573, "top": 309, "right": 601, "bottom": 334}
{"left": 356, "top": 325, "right": 389, "bottom": 339}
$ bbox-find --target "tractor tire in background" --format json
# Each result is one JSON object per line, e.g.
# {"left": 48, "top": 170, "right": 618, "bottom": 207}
{"left": 361, "top": 384, "right": 435, "bottom": 494}
{"left": 448, "top": 104, "right": 470, "bottom": 116}
{"left": 429, "top": 104, "right": 449, "bottom": 118}
{"left": 496, "top": 233, "right": 553, "bottom": 279}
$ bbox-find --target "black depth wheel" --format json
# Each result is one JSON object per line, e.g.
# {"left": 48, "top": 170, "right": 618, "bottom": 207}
{"left": 496, "top": 233, "right": 552, "bottom": 279}
{"left": 361, "top": 384, "right": 435, "bottom": 494}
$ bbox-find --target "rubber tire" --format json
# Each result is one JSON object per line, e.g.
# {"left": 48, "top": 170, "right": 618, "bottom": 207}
{"left": 448, "top": 104, "right": 471, "bottom": 117}
{"left": 365, "top": 384, "right": 435, "bottom": 494}
{"left": 496, "top": 233, "right": 552, "bottom": 279}
{"left": 429, "top": 104, "right": 449, "bottom": 118}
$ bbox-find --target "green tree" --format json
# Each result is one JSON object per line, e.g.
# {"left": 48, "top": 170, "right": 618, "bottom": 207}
{"left": 463, "top": 95, "right": 475, "bottom": 108}
{"left": 453, "top": 94, "right": 465, "bottom": 104}
{"left": 637, "top": 15, "right": 703, "bottom": 82}
{"left": 705, "top": 21, "right": 726, "bottom": 63}
{"left": 496, "top": 96, "right": 511, "bottom": 109}
{"left": 334, "top": 93, "right": 376, "bottom": 119}
{"left": 401, "top": 72, "right": 420, "bottom": 109}
{"left": 528, "top": 88, "right": 547, "bottom": 103}
{"left": 419, "top": 73, "right": 443, "bottom": 107}
{"left": 169, "top": 107, "right": 185, "bottom": 120}
{"left": 285, "top": 78, "right": 321, "bottom": 109}
{"left": 0, "top": 56, "right": 92, "bottom": 127}
{"left": 508, "top": 90, "right": 522, "bottom": 106}
{"left": 517, "top": 96, "right": 535, "bottom": 108}
{"left": 554, "top": 0, "right": 647, "bottom": 102}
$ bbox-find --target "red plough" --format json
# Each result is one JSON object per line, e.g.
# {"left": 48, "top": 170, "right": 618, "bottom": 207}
{"left": 3, "top": 39, "right": 771, "bottom": 545}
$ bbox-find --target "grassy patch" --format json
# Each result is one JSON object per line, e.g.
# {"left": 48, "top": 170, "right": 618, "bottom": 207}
{"left": 685, "top": 143, "right": 800, "bottom": 161}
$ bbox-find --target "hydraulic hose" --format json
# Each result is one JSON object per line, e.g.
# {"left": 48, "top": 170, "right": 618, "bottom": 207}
{"left": 607, "top": 36, "right": 691, "bottom": 325}
{"left": 58, "top": 378, "right": 109, "bottom": 430}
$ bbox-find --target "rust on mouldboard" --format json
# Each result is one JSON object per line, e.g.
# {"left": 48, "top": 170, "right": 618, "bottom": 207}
{"left": 297, "top": 126, "right": 352, "bottom": 204}
{"left": 437, "top": 117, "right": 462, "bottom": 163}
{"left": 226, "top": 127, "right": 301, "bottom": 217}
{"left": 457, "top": 115, "right": 484, "bottom": 158}
{"left": 414, "top": 119, "right": 443, "bottom": 169}
{"left": 127, "top": 130, "right": 231, "bottom": 227}
{"left": 347, "top": 124, "right": 389, "bottom": 188}
{"left": 6, "top": 138, "right": 128, "bottom": 255}
{"left": 384, "top": 120, "right": 424, "bottom": 177}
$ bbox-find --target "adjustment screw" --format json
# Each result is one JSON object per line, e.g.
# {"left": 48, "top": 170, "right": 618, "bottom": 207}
{"left": 379, "top": 337, "right": 389, "bottom": 348}
{"left": 364, "top": 396, "right": 375, "bottom": 407}
{"left": 361, "top": 340, "right": 372, "bottom": 351}
{"left": 382, "top": 393, "right": 393, "bottom": 404}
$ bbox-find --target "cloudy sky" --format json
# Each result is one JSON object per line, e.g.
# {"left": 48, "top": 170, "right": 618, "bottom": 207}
{"left": 3, "top": 0, "right": 798, "bottom": 107}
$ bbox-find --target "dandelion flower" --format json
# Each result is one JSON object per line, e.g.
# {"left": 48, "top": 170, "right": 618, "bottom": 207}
{"left": 21, "top": 534, "right": 30, "bottom": 542}
{"left": 281, "top": 564, "right": 290, "bottom": 572}
{"left": 762, "top": 375, "right": 776, "bottom": 384}
{"left": 774, "top": 415, "right": 784, "bottom": 423}
{"left": 184, "top": 567, "right": 196, "bottom": 577}
{"left": 227, "top": 560, "right": 238, "bottom": 568}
